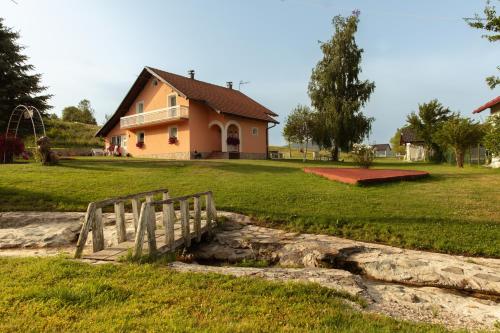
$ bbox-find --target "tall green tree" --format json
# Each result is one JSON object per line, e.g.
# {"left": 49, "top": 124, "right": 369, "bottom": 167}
{"left": 434, "top": 116, "right": 485, "bottom": 168}
{"left": 0, "top": 18, "right": 52, "bottom": 131}
{"left": 465, "top": 0, "right": 500, "bottom": 89}
{"left": 389, "top": 127, "right": 406, "bottom": 156}
{"left": 406, "top": 99, "right": 453, "bottom": 162}
{"left": 308, "top": 12, "right": 375, "bottom": 161}
{"left": 282, "top": 105, "right": 315, "bottom": 161}
{"left": 483, "top": 114, "right": 500, "bottom": 157}
{"left": 62, "top": 99, "right": 97, "bottom": 125}
{"left": 77, "top": 99, "right": 97, "bottom": 125}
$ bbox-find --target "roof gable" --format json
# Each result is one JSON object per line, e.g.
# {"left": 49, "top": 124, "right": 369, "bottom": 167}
{"left": 473, "top": 96, "right": 500, "bottom": 114}
{"left": 97, "top": 67, "right": 278, "bottom": 137}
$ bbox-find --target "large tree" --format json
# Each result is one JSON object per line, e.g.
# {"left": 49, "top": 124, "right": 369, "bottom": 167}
{"left": 308, "top": 12, "right": 375, "bottom": 161}
{"left": 62, "top": 99, "right": 97, "bottom": 125}
{"left": 465, "top": 0, "right": 500, "bottom": 89}
{"left": 434, "top": 116, "right": 485, "bottom": 168}
{"left": 0, "top": 18, "right": 51, "bottom": 131}
{"left": 282, "top": 105, "right": 315, "bottom": 161}
{"left": 389, "top": 127, "right": 407, "bottom": 156}
{"left": 406, "top": 99, "right": 453, "bottom": 162}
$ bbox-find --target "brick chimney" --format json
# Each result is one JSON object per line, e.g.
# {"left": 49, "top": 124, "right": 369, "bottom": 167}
{"left": 188, "top": 70, "right": 195, "bottom": 79}
{"left": 226, "top": 81, "right": 233, "bottom": 89}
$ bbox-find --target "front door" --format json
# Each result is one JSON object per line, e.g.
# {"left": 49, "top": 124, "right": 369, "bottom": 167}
{"left": 121, "top": 135, "right": 128, "bottom": 155}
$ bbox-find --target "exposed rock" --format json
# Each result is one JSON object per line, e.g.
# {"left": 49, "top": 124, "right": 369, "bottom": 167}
{"left": 1, "top": 211, "right": 499, "bottom": 330}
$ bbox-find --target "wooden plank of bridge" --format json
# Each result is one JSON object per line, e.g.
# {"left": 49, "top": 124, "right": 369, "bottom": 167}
{"left": 131, "top": 198, "right": 140, "bottom": 232}
{"left": 74, "top": 203, "right": 96, "bottom": 258}
{"left": 163, "top": 201, "right": 175, "bottom": 250}
{"left": 194, "top": 196, "right": 201, "bottom": 242}
{"left": 82, "top": 219, "right": 209, "bottom": 261}
{"left": 180, "top": 199, "right": 191, "bottom": 248}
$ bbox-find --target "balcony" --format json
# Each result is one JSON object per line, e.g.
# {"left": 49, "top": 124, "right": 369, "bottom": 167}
{"left": 120, "top": 106, "right": 189, "bottom": 129}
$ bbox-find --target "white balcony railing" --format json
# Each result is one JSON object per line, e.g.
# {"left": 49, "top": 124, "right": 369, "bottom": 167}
{"left": 120, "top": 106, "right": 188, "bottom": 129}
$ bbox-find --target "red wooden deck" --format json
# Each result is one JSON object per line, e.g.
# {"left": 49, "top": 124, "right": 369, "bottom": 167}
{"left": 303, "top": 167, "right": 429, "bottom": 185}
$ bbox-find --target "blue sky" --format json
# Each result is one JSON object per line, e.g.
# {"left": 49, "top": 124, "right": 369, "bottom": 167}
{"left": 2, "top": 0, "right": 499, "bottom": 145}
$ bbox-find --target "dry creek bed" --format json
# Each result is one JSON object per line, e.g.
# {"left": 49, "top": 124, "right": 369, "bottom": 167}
{"left": 0, "top": 211, "right": 499, "bottom": 331}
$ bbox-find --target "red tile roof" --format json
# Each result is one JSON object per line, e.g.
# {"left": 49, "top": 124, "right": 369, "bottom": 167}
{"left": 473, "top": 96, "right": 500, "bottom": 114}
{"left": 149, "top": 67, "right": 278, "bottom": 120}
{"left": 96, "top": 67, "right": 278, "bottom": 137}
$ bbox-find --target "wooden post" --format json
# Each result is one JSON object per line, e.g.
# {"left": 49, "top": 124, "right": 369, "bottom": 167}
{"left": 114, "top": 201, "right": 127, "bottom": 243}
{"left": 145, "top": 203, "right": 157, "bottom": 255}
{"left": 194, "top": 196, "right": 201, "bottom": 242}
{"left": 74, "top": 202, "right": 96, "bottom": 258}
{"left": 210, "top": 193, "right": 217, "bottom": 223}
{"left": 163, "top": 202, "right": 175, "bottom": 250}
{"left": 131, "top": 198, "right": 140, "bottom": 232}
{"left": 146, "top": 195, "right": 156, "bottom": 232}
{"left": 92, "top": 207, "right": 104, "bottom": 252}
{"left": 180, "top": 199, "right": 191, "bottom": 247}
{"left": 133, "top": 203, "right": 148, "bottom": 257}
{"left": 206, "top": 192, "right": 213, "bottom": 229}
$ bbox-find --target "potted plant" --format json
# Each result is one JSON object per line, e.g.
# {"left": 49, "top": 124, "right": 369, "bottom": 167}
{"left": 168, "top": 136, "right": 178, "bottom": 145}
{"left": 226, "top": 137, "right": 240, "bottom": 146}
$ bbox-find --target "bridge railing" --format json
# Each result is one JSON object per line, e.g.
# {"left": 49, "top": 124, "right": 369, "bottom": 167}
{"left": 74, "top": 189, "right": 169, "bottom": 258}
{"left": 133, "top": 191, "right": 217, "bottom": 257}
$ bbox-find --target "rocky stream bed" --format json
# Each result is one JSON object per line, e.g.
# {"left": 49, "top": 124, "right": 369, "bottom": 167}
{"left": 0, "top": 211, "right": 499, "bottom": 330}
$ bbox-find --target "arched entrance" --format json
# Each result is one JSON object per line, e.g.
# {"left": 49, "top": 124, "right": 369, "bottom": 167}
{"left": 209, "top": 123, "right": 223, "bottom": 152}
{"left": 226, "top": 124, "right": 240, "bottom": 153}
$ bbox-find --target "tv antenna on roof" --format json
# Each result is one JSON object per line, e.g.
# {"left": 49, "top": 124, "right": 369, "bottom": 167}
{"left": 238, "top": 80, "right": 250, "bottom": 91}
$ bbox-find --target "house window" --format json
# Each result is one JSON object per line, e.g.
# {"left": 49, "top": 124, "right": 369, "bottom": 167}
{"left": 111, "top": 136, "right": 122, "bottom": 146}
{"left": 137, "top": 131, "right": 145, "bottom": 143}
{"left": 136, "top": 101, "right": 144, "bottom": 114}
{"left": 251, "top": 127, "right": 259, "bottom": 136}
{"left": 169, "top": 126, "right": 178, "bottom": 139}
{"left": 152, "top": 79, "right": 158, "bottom": 86}
{"left": 168, "top": 94, "right": 177, "bottom": 107}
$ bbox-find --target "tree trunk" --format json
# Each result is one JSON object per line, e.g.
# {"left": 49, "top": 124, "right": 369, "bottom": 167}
{"left": 455, "top": 149, "right": 464, "bottom": 168}
{"left": 303, "top": 139, "right": 309, "bottom": 162}
{"left": 331, "top": 144, "right": 339, "bottom": 162}
{"left": 288, "top": 141, "right": 292, "bottom": 159}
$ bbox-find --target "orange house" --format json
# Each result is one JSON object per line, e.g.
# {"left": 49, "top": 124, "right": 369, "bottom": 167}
{"left": 96, "top": 67, "right": 279, "bottom": 159}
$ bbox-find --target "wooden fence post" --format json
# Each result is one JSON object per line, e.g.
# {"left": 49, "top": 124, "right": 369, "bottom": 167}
{"left": 114, "top": 201, "right": 127, "bottom": 243}
{"left": 133, "top": 203, "right": 148, "bottom": 257}
{"left": 92, "top": 207, "right": 104, "bottom": 252}
{"left": 180, "top": 199, "right": 191, "bottom": 247}
{"left": 206, "top": 192, "right": 213, "bottom": 229}
{"left": 194, "top": 196, "right": 201, "bottom": 242}
{"left": 163, "top": 201, "right": 175, "bottom": 250}
{"left": 74, "top": 203, "right": 96, "bottom": 258}
{"left": 131, "top": 198, "right": 140, "bottom": 232}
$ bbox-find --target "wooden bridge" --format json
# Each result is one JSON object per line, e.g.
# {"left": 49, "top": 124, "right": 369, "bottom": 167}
{"left": 74, "top": 189, "right": 217, "bottom": 261}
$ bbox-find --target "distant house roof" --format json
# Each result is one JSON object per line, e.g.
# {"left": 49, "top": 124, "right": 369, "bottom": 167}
{"left": 473, "top": 96, "right": 500, "bottom": 114}
{"left": 400, "top": 128, "right": 423, "bottom": 145}
{"left": 97, "top": 67, "right": 278, "bottom": 137}
{"left": 372, "top": 144, "right": 391, "bottom": 152}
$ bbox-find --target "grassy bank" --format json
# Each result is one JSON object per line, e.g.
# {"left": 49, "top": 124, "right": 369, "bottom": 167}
{"left": 0, "top": 257, "right": 454, "bottom": 332}
{"left": 0, "top": 158, "right": 499, "bottom": 256}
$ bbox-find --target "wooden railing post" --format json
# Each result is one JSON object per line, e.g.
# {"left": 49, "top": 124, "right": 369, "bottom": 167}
{"left": 131, "top": 198, "right": 140, "bottom": 232}
{"left": 146, "top": 195, "right": 156, "bottom": 232}
{"left": 194, "top": 196, "right": 201, "bottom": 242}
{"left": 74, "top": 202, "right": 96, "bottom": 258}
{"left": 145, "top": 199, "right": 157, "bottom": 255}
{"left": 180, "top": 199, "right": 191, "bottom": 247}
{"left": 133, "top": 203, "right": 148, "bottom": 257}
{"left": 163, "top": 201, "right": 175, "bottom": 250}
{"left": 210, "top": 192, "right": 217, "bottom": 223}
{"left": 114, "top": 201, "right": 127, "bottom": 243}
{"left": 206, "top": 192, "right": 213, "bottom": 229}
{"left": 92, "top": 207, "right": 104, "bottom": 252}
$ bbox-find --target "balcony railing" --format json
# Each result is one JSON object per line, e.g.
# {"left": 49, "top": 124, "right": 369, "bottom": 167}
{"left": 120, "top": 106, "right": 189, "bottom": 129}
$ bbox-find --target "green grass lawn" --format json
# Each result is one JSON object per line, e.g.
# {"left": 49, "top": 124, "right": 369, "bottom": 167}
{"left": 1, "top": 157, "right": 499, "bottom": 256}
{"left": 0, "top": 257, "right": 457, "bottom": 333}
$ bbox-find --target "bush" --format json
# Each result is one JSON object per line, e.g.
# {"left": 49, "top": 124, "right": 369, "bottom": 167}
{"left": 0, "top": 134, "right": 25, "bottom": 163}
{"left": 350, "top": 143, "right": 375, "bottom": 168}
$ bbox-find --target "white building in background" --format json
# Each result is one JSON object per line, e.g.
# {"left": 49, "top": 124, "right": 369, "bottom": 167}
{"left": 400, "top": 128, "right": 426, "bottom": 162}
{"left": 473, "top": 96, "right": 500, "bottom": 169}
